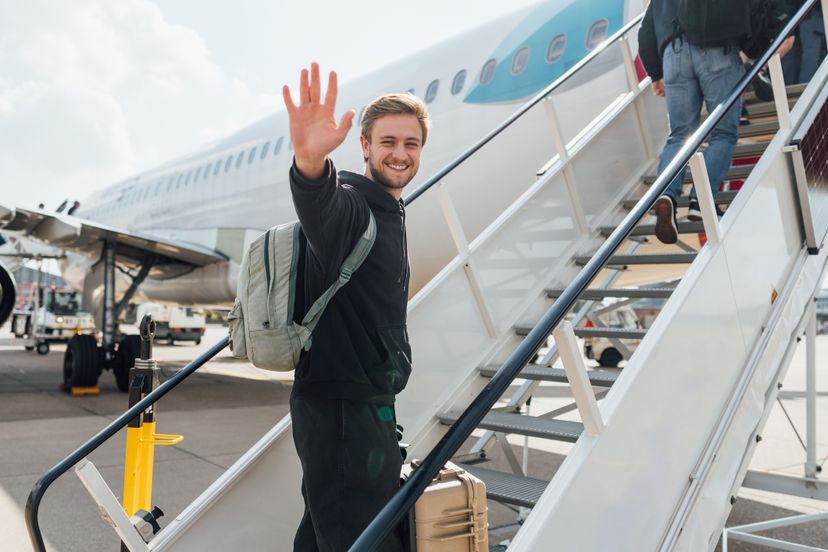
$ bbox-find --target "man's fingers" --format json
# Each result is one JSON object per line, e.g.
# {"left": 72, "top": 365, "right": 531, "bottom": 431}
{"left": 299, "top": 68, "right": 310, "bottom": 105}
{"left": 324, "top": 71, "right": 338, "bottom": 108}
{"left": 338, "top": 110, "right": 355, "bottom": 138}
{"left": 282, "top": 85, "right": 296, "bottom": 114}
{"left": 310, "top": 63, "right": 321, "bottom": 103}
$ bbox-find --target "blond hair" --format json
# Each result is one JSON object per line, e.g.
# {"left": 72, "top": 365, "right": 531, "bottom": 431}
{"left": 360, "top": 93, "right": 431, "bottom": 146}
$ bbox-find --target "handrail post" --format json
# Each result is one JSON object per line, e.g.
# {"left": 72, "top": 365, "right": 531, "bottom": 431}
{"left": 553, "top": 322, "right": 605, "bottom": 436}
{"left": 768, "top": 53, "right": 791, "bottom": 130}
{"left": 543, "top": 98, "right": 590, "bottom": 235}
{"left": 688, "top": 153, "right": 722, "bottom": 244}
{"left": 620, "top": 36, "right": 656, "bottom": 159}
{"left": 434, "top": 182, "right": 498, "bottom": 338}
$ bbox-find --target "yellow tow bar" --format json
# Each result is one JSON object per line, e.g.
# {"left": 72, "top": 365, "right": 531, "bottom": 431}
{"left": 122, "top": 315, "right": 183, "bottom": 521}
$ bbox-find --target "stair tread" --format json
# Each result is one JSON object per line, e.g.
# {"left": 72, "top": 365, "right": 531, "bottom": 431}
{"left": 574, "top": 253, "right": 697, "bottom": 266}
{"left": 600, "top": 221, "right": 705, "bottom": 237}
{"left": 623, "top": 191, "right": 736, "bottom": 209}
{"left": 439, "top": 410, "right": 584, "bottom": 442}
{"left": 738, "top": 120, "right": 779, "bottom": 138}
{"left": 479, "top": 365, "right": 619, "bottom": 387}
{"left": 514, "top": 325, "right": 646, "bottom": 338}
{"left": 733, "top": 141, "right": 769, "bottom": 158}
{"left": 459, "top": 464, "right": 548, "bottom": 508}
{"left": 546, "top": 287, "right": 675, "bottom": 299}
{"left": 643, "top": 163, "right": 752, "bottom": 185}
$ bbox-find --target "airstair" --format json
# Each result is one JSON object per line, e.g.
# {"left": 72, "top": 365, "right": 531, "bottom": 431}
{"left": 26, "top": 3, "right": 828, "bottom": 551}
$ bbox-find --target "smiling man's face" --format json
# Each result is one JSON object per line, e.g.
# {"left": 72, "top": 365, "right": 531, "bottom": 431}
{"left": 360, "top": 113, "right": 423, "bottom": 199}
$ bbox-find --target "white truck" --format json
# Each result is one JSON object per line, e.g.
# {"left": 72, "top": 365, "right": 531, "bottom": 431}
{"left": 10, "top": 287, "right": 96, "bottom": 355}
{"left": 135, "top": 303, "right": 206, "bottom": 345}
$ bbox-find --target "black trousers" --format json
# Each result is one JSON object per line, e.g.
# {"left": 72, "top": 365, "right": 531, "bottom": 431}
{"left": 290, "top": 394, "right": 405, "bottom": 552}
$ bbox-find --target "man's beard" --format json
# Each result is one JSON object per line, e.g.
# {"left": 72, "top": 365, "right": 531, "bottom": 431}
{"left": 367, "top": 157, "right": 414, "bottom": 191}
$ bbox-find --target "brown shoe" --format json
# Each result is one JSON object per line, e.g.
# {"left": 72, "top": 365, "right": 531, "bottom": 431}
{"left": 654, "top": 196, "right": 678, "bottom": 244}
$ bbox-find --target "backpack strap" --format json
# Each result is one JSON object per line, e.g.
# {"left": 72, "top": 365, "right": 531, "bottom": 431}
{"left": 299, "top": 211, "right": 377, "bottom": 345}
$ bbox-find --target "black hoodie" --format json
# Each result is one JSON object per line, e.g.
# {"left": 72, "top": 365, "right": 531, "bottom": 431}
{"left": 289, "top": 159, "right": 411, "bottom": 405}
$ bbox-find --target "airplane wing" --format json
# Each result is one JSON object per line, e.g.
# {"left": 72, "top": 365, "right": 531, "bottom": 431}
{"left": 0, "top": 204, "right": 227, "bottom": 279}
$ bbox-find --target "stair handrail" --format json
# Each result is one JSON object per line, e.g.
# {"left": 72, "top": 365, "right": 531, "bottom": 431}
{"left": 25, "top": 336, "right": 229, "bottom": 552}
{"left": 352, "top": 2, "right": 820, "bottom": 549}
{"left": 403, "top": 13, "right": 645, "bottom": 206}
{"left": 23, "top": 14, "right": 647, "bottom": 552}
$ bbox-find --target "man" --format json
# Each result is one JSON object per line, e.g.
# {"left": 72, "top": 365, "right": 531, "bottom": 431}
{"left": 282, "top": 63, "right": 429, "bottom": 551}
{"left": 639, "top": 0, "right": 746, "bottom": 244}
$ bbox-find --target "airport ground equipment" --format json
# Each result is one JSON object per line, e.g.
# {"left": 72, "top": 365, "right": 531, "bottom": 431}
{"left": 25, "top": 3, "right": 828, "bottom": 550}
{"left": 0, "top": 203, "right": 227, "bottom": 395}
{"left": 0, "top": 257, "right": 68, "bottom": 356}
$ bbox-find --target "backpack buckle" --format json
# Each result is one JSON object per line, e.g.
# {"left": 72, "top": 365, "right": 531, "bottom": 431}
{"left": 340, "top": 266, "right": 353, "bottom": 283}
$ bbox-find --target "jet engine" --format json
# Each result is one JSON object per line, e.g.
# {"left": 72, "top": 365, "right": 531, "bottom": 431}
{"left": 0, "top": 261, "right": 16, "bottom": 327}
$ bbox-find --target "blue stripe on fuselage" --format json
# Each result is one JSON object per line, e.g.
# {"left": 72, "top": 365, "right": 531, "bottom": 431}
{"left": 464, "top": 0, "right": 624, "bottom": 104}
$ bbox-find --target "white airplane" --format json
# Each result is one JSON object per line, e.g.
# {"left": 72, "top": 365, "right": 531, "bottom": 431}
{"left": 0, "top": 0, "right": 645, "bottom": 390}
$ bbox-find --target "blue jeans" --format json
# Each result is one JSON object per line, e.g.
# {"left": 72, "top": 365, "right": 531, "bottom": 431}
{"left": 657, "top": 40, "right": 744, "bottom": 203}
{"left": 798, "top": 9, "right": 826, "bottom": 83}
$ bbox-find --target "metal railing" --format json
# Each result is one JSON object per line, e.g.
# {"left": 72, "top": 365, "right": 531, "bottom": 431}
{"left": 351, "top": 1, "right": 820, "bottom": 549}
{"left": 25, "top": 336, "right": 229, "bottom": 551}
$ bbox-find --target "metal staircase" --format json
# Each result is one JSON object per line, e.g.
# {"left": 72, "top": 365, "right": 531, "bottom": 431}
{"left": 25, "top": 3, "right": 828, "bottom": 551}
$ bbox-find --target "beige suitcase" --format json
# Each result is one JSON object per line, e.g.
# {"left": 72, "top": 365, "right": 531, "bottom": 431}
{"left": 404, "top": 461, "right": 488, "bottom": 552}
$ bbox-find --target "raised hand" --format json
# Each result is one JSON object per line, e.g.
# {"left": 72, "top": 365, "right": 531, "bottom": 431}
{"left": 283, "top": 63, "right": 356, "bottom": 180}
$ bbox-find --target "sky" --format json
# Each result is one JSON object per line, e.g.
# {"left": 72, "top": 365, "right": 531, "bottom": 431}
{"left": 0, "top": 0, "right": 540, "bottom": 210}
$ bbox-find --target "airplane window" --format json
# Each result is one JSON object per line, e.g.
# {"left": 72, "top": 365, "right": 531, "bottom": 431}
{"left": 224, "top": 155, "right": 233, "bottom": 173}
{"left": 406, "top": 89, "right": 415, "bottom": 96}
{"left": 357, "top": 107, "right": 366, "bottom": 125}
{"left": 176, "top": 173, "right": 184, "bottom": 189}
{"left": 235, "top": 151, "right": 245, "bottom": 169}
{"left": 451, "top": 70, "right": 467, "bottom": 95}
{"left": 425, "top": 80, "right": 439, "bottom": 104}
{"left": 274, "top": 137, "right": 284, "bottom": 155}
{"left": 194, "top": 167, "right": 202, "bottom": 182}
{"left": 214, "top": 160, "right": 222, "bottom": 176}
{"left": 586, "top": 19, "right": 609, "bottom": 50}
{"left": 546, "top": 34, "right": 567, "bottom": 63}
{"left": 248, "top": 147, "right": 258, "bottom": 164}
{"left": 261, "top": 141, "right": 271, "bottom": 159}
{"left": 166, "top": 175, "right": 175, "bottom": 192}
{"left": 185, "top": 170, "right": 192, "bottom": 186}
{"left": 480, "top": 58, "right": 497, "bottom": 86}
{"left": 512, "top": 47, "right": 530, "bottom": 75}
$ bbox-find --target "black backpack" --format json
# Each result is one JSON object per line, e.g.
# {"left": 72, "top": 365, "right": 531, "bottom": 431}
{"left": 677, "top": 0, "right": 788, "bottom": 58}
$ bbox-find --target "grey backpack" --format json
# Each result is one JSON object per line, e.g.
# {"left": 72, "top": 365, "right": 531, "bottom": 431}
{"left": 228, "top": 213, "right": 376, "bottom": 371}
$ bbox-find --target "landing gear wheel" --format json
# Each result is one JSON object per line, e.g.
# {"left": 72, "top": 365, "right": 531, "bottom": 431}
{"left": 36, "top": 342, "right": 50, "bottom": 355}
{"left": 114, "top": 335, "right": 141, "bottom": 393}
{"left": 63, "top": 335, "right": 101, "bottom": 392}
{"left": 24, "top": 345, "right": 34, "bottom": 352}
{"left": 195, "top": 338, "right": 201, "bottom": 346}
{"left": 598, "top": 348, "right": 622, "bottom": 368}
{"left": 167, "top": 335, "right": 174, "bottom": 346}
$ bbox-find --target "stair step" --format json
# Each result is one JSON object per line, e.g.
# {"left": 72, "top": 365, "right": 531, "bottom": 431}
{"left": 460, "top": 464, "right": 548, "bottom": 508}
{"left": 438, "top": 411, "right": 584, "bottom": 442}
{"left": 746, "top": 98, "right": 796, "bottom": 118}
{"left": 643, "top": 163, "right": 752, "bottom": 185}
{"left": 547, "top": 287, "right": 675, "bottom": 299}
{"left": 479, "top": 365, "right": 619, "bottom": 387}
{"left": 514, "top": 325, "right": 647, "bottom": 339}
{"left": 739, "top": 120, "right": 779, "bottom": 138}
{"left": 599, "top": 220, "right": 705, "bottom": 237}
{"left": 622, "top": 191, "right": 736, "bottom": 209}
{"left": 733, "top": 141, "right": 769, "bottom": 159}
{"left": 743, "top": 82, "right": 805, "bottom": 104}
{"left": 574, "top": 253, "right": 697, "bottom": 266}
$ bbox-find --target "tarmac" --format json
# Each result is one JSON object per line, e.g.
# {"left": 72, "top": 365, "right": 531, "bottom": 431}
{"left": 1, "top": 322, "right": 827, "bottom": 551}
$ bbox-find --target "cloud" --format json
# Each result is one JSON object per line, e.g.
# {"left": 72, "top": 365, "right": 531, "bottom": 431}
{"left": 0, "top": 0, "right": 273, "bottom": 209}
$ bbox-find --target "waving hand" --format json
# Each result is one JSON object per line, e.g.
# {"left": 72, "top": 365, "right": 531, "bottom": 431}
{"left": 283, "top": 63, "right": 355, "bottom": 180}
